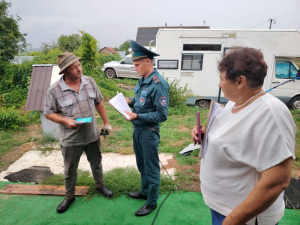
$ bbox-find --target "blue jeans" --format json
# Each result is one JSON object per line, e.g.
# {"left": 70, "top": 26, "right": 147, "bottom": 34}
{"left": 210, "top": 209, "right": 279, "bottom": 225}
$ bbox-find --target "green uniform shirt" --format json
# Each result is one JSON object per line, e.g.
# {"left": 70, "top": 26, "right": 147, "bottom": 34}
{"left": 129, "top": 69, "right": 169, "bottom": 128}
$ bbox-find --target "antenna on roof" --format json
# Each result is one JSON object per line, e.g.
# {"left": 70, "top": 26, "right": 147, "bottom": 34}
{"left": 165, "top": 22, "right": 167, "bottom": 27}
{"left": 268, "top": 18, "right": 276, "bottom": 29}
{"left": 203, "top": 20, "right": 206, "bottom": 26}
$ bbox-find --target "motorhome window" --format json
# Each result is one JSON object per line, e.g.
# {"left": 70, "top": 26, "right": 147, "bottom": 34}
{"left": 153, "top": 58, "right": 156, "bottom": 67}
{"left": 123, "top": 57, "right": 133, "bottom": 64}
{"left": 181, "top": 54, "right": 203, "bottom": 70}
{"left": 275, "top": 61, "right": 297, "bottom": 79}
{"left": 158, "top": 60, "right": 178, "bottom": 69}
{"left": 183, "top": 44, "right": 221, "bottom": 51}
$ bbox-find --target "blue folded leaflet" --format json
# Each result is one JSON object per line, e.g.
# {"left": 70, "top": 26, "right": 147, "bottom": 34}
{"left": 75, "top": 117, "right": 92, "bottom": 124}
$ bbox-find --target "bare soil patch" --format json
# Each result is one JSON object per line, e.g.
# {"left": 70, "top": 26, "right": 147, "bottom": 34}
{"left": 178, "top": 124, "right": 191, "bottom": 132}
{"left": 0, "top": 124, "right": 43, "bottom": 172}
{"left": 167, "top": 158, "right": 200, "bottom": 192}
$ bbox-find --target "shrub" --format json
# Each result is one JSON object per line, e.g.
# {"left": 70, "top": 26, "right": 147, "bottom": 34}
{"left": 30, "top": 48, "right": 62, "bottom": 64}
{"left": 0, "top": 61, "right": 32, "bottom": 93}
{"left": 169, "top": 79, "right": 188, "bottom": 108}
{"left": 97, "top": 53, "right": 122, "bottom": 68}
{"left": 0, "top": 88, "right": 27, "bottom": 108}
{"left": 0, "top": 107, "right": 28, "bottom": 130}
{"left": 87, "top": 69, "right": 134, "bottom": 99}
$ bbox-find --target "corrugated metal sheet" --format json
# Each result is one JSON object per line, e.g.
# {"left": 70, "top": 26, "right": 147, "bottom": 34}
{"left": 136, "top": 26, "right": 210, "bottom": 46}
{"left": 25, "top": 66, "right": 53, "bottom": 111}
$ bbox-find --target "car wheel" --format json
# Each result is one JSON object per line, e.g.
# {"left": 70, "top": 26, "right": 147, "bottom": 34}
{"left": 105, "top": 69, "right": 116, "bottom": 79}
{"left": 196, "top": 99, "right": 210, "bottom": 109}
{"left": 289, "top": 96, "right": 300, "bottom": 110}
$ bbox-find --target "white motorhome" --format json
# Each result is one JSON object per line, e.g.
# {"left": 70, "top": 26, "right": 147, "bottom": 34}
{"left": 156, "top": 29, "right": 300, "bottom": 109}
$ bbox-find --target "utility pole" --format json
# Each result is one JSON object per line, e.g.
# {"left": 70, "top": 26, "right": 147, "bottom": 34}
{"left": 269, "top": 18, "right": 276, "bottom": 29}
{"left": 203, "top": 20, "right": 206, "bottom": 26}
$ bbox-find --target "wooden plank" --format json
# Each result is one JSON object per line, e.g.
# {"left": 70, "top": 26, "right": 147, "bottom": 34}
{"left": 0, "top": 185, "right": 89, "bottom": 196}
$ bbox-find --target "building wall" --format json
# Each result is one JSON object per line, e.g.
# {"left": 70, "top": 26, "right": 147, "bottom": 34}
{"left": 40, "top": 112, "right": 59, "bottom": 141}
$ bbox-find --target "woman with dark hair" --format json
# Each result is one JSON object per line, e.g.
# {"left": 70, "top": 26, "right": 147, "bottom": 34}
{"left": 191, "top": 47, "right": 296, "bottom": 225}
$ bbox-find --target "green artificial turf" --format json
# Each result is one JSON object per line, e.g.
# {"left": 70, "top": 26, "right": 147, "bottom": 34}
{"left": 0, "top": 181, "right": 299, "bottom": 225}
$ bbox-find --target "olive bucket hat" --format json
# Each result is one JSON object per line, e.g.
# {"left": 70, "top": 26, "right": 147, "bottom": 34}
{"left": 57, "top": 52, "right": 81, "bottom": 75}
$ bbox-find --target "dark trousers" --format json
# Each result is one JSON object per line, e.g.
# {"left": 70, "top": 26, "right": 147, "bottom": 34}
{"left": 61, "top": 139, "right": 104, "bottom": 199}
{"left": 133, "top": 128, "right": 160, "bottom": 206}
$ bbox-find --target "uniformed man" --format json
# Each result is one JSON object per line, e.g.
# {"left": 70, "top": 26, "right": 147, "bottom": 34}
{"left": 125, "top": 40, "right": 169, "bottom": 216}
{"left": 44, "top": 52, "right": 113, "bottom": 213}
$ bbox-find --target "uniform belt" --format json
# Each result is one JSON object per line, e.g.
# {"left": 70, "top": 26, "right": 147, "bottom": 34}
{"left": 146, "top": 127, "right": 159, "bottom": 133}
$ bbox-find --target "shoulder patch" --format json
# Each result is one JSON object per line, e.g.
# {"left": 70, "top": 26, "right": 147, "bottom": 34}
{"left": 159, "top": 96, "right": 167, "bottom": 107}
{"left": 153, "top": 75, "right": 160, "bottom": 84}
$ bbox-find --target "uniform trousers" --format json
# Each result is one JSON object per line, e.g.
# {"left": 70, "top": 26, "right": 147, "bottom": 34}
{"left": 61, "top": 138, "right": 104, "bottom": 199}
{"left": 133, "top": 128, "right": 160, "bottom": 206}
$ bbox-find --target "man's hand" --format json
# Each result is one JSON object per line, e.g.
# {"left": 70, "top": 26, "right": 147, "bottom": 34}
{"left": 125, "top": 111, "right": 137, "bottom": 121}
{"left": 65, "top": 119, "right": 80, "bottom": 130}
{"left": 125, "top": 97, "right": 131, "bottom": 104}
{"left": 100, "top": 124, "right": 112, "bottom": 136}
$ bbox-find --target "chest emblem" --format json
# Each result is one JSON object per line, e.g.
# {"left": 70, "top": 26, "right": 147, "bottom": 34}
{"left": 141, "top": 89, "right": 149, "bottom": 96}
{"left": 159, "top": 96, "right": 167, "bottom": 107}
{"left": 140, "top": 97, "right": 145, "bottom": 105}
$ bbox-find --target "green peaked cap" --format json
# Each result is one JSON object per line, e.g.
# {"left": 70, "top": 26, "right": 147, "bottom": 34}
{"left": 130, "top": 40, "right": 160, "bottom": 60}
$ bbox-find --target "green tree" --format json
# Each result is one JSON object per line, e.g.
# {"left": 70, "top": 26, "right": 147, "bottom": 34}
{"left": 40, "top": 39, "right": 58, "bottom": 54}
{"left": 0, "top": 0, "right": 27, "bottom": 62}
{"left": 58, "top": 34, "right": 80, "bottom": 52}
{"left": 79, "top": 30, "right": 98, "bottom": 71}
{"left": 119, "top": 40, "right": 130, "bottom": 54}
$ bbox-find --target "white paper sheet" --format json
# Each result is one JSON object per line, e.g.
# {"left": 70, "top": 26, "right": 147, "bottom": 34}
{"left": 109, "top": 93, "right": 132, "bottom": 120}
{"left": 201, "top": 102, "right": 223, "bottom": 157}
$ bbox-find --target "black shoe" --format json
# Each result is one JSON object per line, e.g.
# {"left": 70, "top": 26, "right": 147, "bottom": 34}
{"left": 56, "top": 197, "right": 75, "bottom": 213}
{"left": 135, "top": 203, "right": 157, "bottom": 216}
{"left": 96, "top": 186, "right": 113, "bottom": 197}
{"left": 128, "top": 191, "right": 147, "bottom": 200}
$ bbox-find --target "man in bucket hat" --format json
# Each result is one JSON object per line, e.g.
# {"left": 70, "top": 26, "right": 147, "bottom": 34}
{"left": 124, "top": 41, "right": 169, "bottom": 217}
{"left": 44, "top": 52, "right": 113, "bottom": 213}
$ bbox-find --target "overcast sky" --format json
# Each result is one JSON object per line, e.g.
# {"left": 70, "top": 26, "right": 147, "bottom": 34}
{"left": 7, "top": 0, "right": 300, "bottom": 49}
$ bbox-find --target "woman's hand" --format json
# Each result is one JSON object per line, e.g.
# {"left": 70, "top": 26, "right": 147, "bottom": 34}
{"left": 191, "top": 126, "right": 205, "bottom": 144}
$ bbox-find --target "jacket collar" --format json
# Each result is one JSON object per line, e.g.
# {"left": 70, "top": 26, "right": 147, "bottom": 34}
{"left": 139, "top": 69, "right": 158, "bottom": 85}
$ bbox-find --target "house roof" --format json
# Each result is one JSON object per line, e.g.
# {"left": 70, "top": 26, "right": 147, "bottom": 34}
{"left": 25, "top": 65, "right": 53, "bottom": 111}
{"left": 136, "top": 26, "right": 210, "bottom": 46}
{"left": 99, "top": 47, "right": 118, "bottom": 54}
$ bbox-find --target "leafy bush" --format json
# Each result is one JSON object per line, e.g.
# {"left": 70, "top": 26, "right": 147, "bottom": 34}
{"left": 169, "top": 79, "right": 188, "bottom": 108}
{"left": 88, "top": 69, "right": 134, "bottom": 99}
{"left": 0, "top": 61, "right": 32, "bottom": 93}
{"left": 30, "top": 48, "right": 62, "bottom": 64}
{"left": 0, "top": 88, "right": 27, "bottom": 108}
{"left": 79, "top": 31, "right": 98, "bottom": 72}
{"left": 0, "top": 107, "right": 28, "bottom": 130}
{"left": 97, "top": 53, "right": 122, "bottom": 68}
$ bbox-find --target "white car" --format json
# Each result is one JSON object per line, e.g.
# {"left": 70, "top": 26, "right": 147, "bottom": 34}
{"left": 101, "top": 55, "right": 156, "bottom": 79}
{"left": 101, "top": 55, "right": 139, "bottom": 79}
